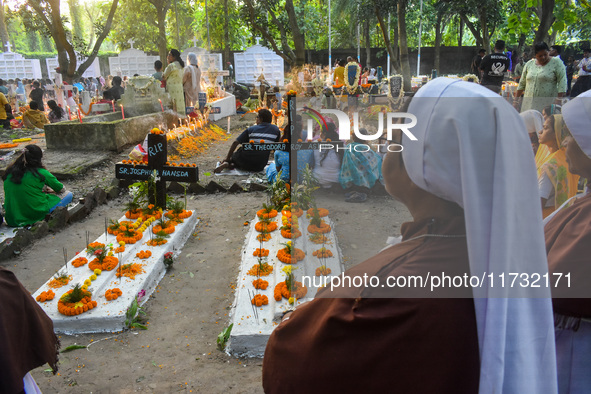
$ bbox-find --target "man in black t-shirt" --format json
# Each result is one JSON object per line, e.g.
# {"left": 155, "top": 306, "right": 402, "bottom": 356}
{"left": 215, "top": 108, "right": 281, "bottom": 173}
{"left": 29, "top": 81, "right": 45, "bottom": 111}
{"left": 479, "top": 40, "right": 511, "bottom": 94}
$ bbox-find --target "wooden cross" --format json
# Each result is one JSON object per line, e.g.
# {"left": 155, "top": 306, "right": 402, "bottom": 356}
{"left": 4, "top": 42, "right": 12, "bottom": 52}
{"left": 128, "top": 39, "right": 135, "bottom": 49}
{"left": 115, "top": 134, "right": 199, "bottom": 208}
{"left": 191, "top": 37, "right": 198, "bottom": 47}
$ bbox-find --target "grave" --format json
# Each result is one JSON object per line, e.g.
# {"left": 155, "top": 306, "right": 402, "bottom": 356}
{"left": 228, "top": 212, "right": 344, "bottom": 357}
{"left": 45, "top": 110, "right": 178, "bottom": 151}
{"left": 109, "top": 40, "right": 160, "bottom": 77}
{"left": 32, "top": 133, "right": 200, "bottom": 334}
{"left": 119, "top": 75, "right": 171, "bottom": 117}
{"left": 181, "top": 40, "right": 224, "bottom": 86}
{"left": 46, "top": 53, "right": 101, "bottom": 80}
{"left": 0, "top": 43, "right": 42, "bottom": 80}
{"left": 234, "top": 39, "right": 285, "bottom": 87}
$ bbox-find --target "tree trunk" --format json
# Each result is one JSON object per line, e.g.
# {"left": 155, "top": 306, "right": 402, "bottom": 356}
{"left": 534, "top": 0, "right": 555, "bottom": 44}
{"left": 285, "top": 0, "right": 305, "bottom": 66}
{"left": 517, "top": 33, "right": 527, "bottom": 58}
{"left": 460, "top": 13, "right": 483, "bottom": 50}
{"left": 0, "top": 0, "right": 10, "bottom": 51}
{"left": 364, "top": 19, "right": 371, "bottom": 67}
{"left": 156, "top": 10, "right": 167, "bottom": 64}
{"left": 458, "top": 16, "right": 463, "bottom": 48}
{"left": 397, "top": 0, "right": 411, "bottom": 92}
{"left": 479, "top": 11, "right": 490, "bottom": 53}
{"left": 374, "top": 6, "right": 398, "bottom": 74}
{"left": 434, "top": 12, "right": 443, "bottom": 74}
{"left": 67, "top": 0, "right": 84, "bottom": 41}
{"left": 223, "top": 0, "right": 229, "bottom": 64}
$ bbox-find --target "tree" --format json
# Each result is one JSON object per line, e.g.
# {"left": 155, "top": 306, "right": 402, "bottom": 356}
{"left": 0, "top": 0, "right": 10, "bottom": 51}
{"left": 147, "top": 0, "right": 171, "bottom": 62}
{"left": 22, "top": 0, "right": 118, "bottom": 81}
{"left": 373, "top": 0, "right": 400, "bottom": 73}
{"left": 397, "top": 0, "right": 411, "bottom": 91}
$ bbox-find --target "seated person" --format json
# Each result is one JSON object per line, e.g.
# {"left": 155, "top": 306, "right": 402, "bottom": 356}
{"left": 215, "top": 109, "right": 280, "bottom": 173}
{"left": 266, "top": 130, "right": 290, "bottom": 183}
{"left": 339, "top": 127, "right": 382, "bottom": 201}
{"left": 22, "top": 101, "right": 49, "bottom": 129}
{"left": 0, "top": 91, "right": 11, "bottom": 129}
{"left": 105, "top": 76, "right": 125, "bottom": 101}
{"left": 543, "top": 90, "right": 591, "bottom": 393}
{"left": 312, "top": 123, "right": 342, "bottom": 188}
{"left": 2, "top": 145, "right": 73, "bottom": 227}
{"left": 263, "top": 79, "right": 557, "bottom": 393}
{"left": 46, "top": 100, "right": 67, "bottom": 123}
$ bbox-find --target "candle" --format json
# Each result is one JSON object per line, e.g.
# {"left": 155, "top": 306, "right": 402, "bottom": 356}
{"left": 77, "top": 109, "right": 82, "bottom": 123}
{"left": 120, "top": 105, "right": 125, "bottom": 119}
{"left": 67, "top": 106, "right": 71, "bottom": 120}
{"left": 227, "top": 116, "right": 230, "bottom": 134}
{"left": 111, "top": 100, "right": 115, "bottom": 112}
{"left": 159, "top": 99, "right": 164, "bottom": 112}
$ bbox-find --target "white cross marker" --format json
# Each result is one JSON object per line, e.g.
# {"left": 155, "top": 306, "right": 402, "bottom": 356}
{"left": 255, "top": 37, "right": 261, "bottom": 46}
{"left": 128, "top": 39, "right": 135, "bottom": 49}
{"left": 191, "top": 37, "right": 198, "bottom": 47}
{"left": 5, "top": 42, "right": 12, "bottom": 52}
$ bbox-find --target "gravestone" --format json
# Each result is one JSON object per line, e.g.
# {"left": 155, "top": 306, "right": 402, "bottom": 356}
{"left": 0, "top": 44, "right": 42, "bottom": 79}
{"left": 234, "top": 40, "right": 284, "bottom": 86}
{"left": 115, "top": 133, "right": 199, "bottom": 208}
{"left": 46, "top": 53, "right": 101, "bottom": 80}
{"left": 389, "top": 75, "right": 403, "bottom": 99}
{"left": 119, "top": 75, "right": 171, "bottom": 116}
{"left": 109, "top": 41, "right": 160, "bottom": 77}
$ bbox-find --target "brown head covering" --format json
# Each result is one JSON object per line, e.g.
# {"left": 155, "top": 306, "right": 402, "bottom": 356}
{"left": 0, "top": 267, "right": 59, "bottom": 393}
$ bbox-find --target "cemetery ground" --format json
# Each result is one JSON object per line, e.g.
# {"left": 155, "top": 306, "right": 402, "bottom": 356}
{"left": 1, "top": 113, "right": 410, "bottom": 392}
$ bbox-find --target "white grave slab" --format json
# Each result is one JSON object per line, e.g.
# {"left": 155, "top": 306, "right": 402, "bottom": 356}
{"left": 208, "top": 90, "right": 236, "bottom": 121}
{"left": 234, "top": 42, "right": 284, "bottom": 86}
{"left": 228, "top": 213, "right": 344, "bottom": 357}
{"left": 0, "top": 49, "right": 42, "bottom": 80}
{"left": 32, "top": 211, "right": 199, "bottom": 334}
{"left": 109, "top": 45, "right": 160, "bottom": 78}
{"left": 46, "top": 53, "right": 101, "bottom": 79}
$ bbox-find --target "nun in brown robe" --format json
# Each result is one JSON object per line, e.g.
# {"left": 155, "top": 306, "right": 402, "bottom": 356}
{"left": 263, "top": 79, "right": 558, "bottom": 394}
{"left": 544, "top": 90, "right": 591, "bottom": 393}
{"left": 0, "top": 267, "right": 60, "bottom": 393}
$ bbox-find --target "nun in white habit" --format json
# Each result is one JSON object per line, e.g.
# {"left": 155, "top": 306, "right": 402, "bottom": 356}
{"left": 183, "top": 52, "right": 202, "bottom": 108}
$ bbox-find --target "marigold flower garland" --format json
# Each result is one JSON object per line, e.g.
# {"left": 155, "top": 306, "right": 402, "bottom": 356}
{"left": 251, "top": 294, "right": 269, "bottom": 307}
{"left": 256, "top": 233, "right": 272, "bottom": 242}
{"left": 36, "top": 290, "right": 55, "bottom": 302}
{"left": 277, "top": 246, "right": 306, "bottom": 264}
{"left": 57, "top": 286, "right": 97, "bottom": 316}
{"left": 136, "top": 250, "right": 152, "bottom": 259}
{"left": 116, "top": 263, "right": 145, "bottom": 280}
{"left": 252, "top": 279, "right": 269, "bottom": 290}
{"left": 72, "top": 257, "right": 88, "bottom": 267}
{"left": 253, "top": 248, "right": 269, "bottom": 257}
{"left": 255, "top": 221, "right": 278, "bottom": 232}
{"left": 274, "top": 281, "right": 307, "bottom": 301}
{"left": 105, "top": 288, "right": 123, "bottom": 301}
{"left": 315, "top": 266, "right": 332, "bottom": 276}
{"left": 48, "top": 274, "right": 72, "bottom": 289}
{"left": 247, "top": 262, "right": 273, "bottom": 276}
{"left": 312, "top": 247, "right": 333, "bottom": 258}
{"left": 307, "top": 208, "right": 329, "bottom": 217}
{"left": 307, "top": 221, "right": 331, "bottom": 234}
{"left": 257, "top": 208, "right": 278, "bottom": 219}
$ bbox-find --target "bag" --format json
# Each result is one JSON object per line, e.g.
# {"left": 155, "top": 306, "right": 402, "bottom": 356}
{"left": 129, "top": 144, "right": 147, "bottom": 162}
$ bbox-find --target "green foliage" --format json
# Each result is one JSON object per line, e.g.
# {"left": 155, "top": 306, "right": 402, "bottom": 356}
{"left": 217, "top": 323, "right": 233, "bottom": 351}
{"left": 125, "top": 296, "right": 148, "bottom": 330}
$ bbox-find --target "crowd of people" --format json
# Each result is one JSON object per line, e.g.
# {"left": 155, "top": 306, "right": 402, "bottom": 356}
{"left": 0, "top": 48, "right": 210, "bottom": 130}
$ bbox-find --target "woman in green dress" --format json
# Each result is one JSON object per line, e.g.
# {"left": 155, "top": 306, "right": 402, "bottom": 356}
{"left": 515, "top": 42, "right": 567, "bottom": 112}
{"left": 2, "top": 145, "right": 72, "bottom": 227}
{"left": 163, "top": 49, "right": 186, "bottom": 117}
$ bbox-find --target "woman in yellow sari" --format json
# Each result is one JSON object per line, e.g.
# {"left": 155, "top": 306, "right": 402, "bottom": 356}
{"left": 538, "top": 114, "right": 580, "bottom": 217}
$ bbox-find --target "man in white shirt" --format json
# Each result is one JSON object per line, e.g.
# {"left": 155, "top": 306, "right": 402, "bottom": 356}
{"left": 571, "top": 48, "right": 591, "bottom": 97}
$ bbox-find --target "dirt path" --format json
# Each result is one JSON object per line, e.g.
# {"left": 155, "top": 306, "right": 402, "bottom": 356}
{"left": 2, "top": 113, "right": 412, "bottom": 393}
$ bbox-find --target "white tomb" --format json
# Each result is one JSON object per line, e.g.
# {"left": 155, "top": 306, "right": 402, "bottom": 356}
{"left": 32, "top": 211, "right": 199, "bottom": 334}
{"left": 109, "top": 40, "right": 160, "bottom": 77}
{"left": 181, "top": 41, "right": 224, "bottom": 85}
{"left": 46, "top": 53, "right": 101, "bottom": 79}
{"left": 228, "top": 212, "right": 344, "bottom": 357}
{"left": 0, "top": 44, "right": 42, "bottom": 80}
{"left": 234, "top": 40, "right": 284, "bottom": 86}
